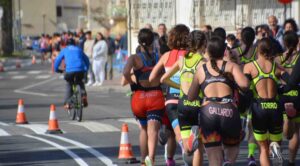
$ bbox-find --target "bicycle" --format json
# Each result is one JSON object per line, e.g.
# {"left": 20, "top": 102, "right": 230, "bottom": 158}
{"left": 66, "top": 83, "right": 83, "bottom": 122}
{"left": 58, "top": 69, "right": 84, "bottom": 122}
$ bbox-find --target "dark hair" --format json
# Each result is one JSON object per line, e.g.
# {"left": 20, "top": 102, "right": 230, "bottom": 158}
{"left": 282, "top": 31, "right": 299, "bottom": 64}
{"left": 240, "top": 27, "right": 255, "bottom": 57}
{"left": 257, "top": 38, "right": 273, "bottom": 59}
{"left": 260, "top": 24, "right": 271, "bottom": 37}
{"left": 85, "top": 31, "right": 92, "bottom": 35}
{"left": 213, "top": 27, "right": 226, "bottom": 42}
{"left": 226, "top": 34, "right": 236, "bottom": 41}
{"left": 207, "top": 36, "right": 226, "bottom": 74}
{"left": 188, "top": 30, "right": 206, "bottom": 53}
{"left": 205, "top": 25, "right": 212, "bottom": 31}
{"left": 168, "top": 24, "right": 190, "bottom": 49}
{"left": 283, "top": 18, "right": 298, "bottom": 32}
{"left": 94, "top": 32, "right": 105, "bottom": 45}
{"left": 158, "top": 23, "right": 166, "bottom": 28}
{"left": 255, "top": 25, "right": 261, "bottom": 35}
{"left": 66, "top": 38, "right": 75, "bottom": 45}
{"left": 138, "top": 28, "right": 155, "bottom": 59}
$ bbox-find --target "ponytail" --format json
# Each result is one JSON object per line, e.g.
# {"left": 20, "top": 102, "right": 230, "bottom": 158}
{"left": 282, "top": 47, "right": 295, "bottom": 64}
{"left": 210, "top": 59, "right": 222, "bottom": 75}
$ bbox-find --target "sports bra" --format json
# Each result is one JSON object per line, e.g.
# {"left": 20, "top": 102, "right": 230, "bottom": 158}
{"left": 237, "top": 46, "right": 257, "bottom": 64}
{"left": 279, "top": 53, "right": 300, "bottom": 69}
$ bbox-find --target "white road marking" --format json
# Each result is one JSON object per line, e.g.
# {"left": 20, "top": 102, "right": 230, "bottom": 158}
{"left": 71, "top": 121, "right": 120, "bottom": 132}
{"left": 11, "top": 75, "right": 27, "bottom": 79}
{"left": 7, "top": 71, "right": 19, "bottom": 75}
{"left": 24, "top": 134, "right": 88, "bottom": 166}
{"left": 18, "top": 124, "right": 50, "bottom": 134}
{"left": 0, "top": 121, "right": 9, "bottom": 126}
{"left": 14, "top": 77, "right": 58, "bottom": 97}
{"left": 0, "top": 128, "right": 10, "bottom": 136}
{"left": 118, "top": 118, "right": 138, "bottom": 125}
{"left": 44, "top": 134, "right": 116, "bottom": 166}
{"left": 27, "top": 70, "right": 42, "bottom": 74}
{"left": 35, "top": 75, "right": 51, "bottom": 79}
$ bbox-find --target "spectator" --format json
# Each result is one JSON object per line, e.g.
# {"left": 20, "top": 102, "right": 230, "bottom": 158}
{"left": 105, "top": 29, "right": 116, "bottom": 80}
{"left": 268, "top": 15, "right": 284, "bottom": 41}
{"left": 157, "top": 23, "right": 170, "bottom": 54}
{"left": 119, "top": 32, "right": 128, "bottom": 72}
{"left": 84, "top": 31, "right": 95, "bottom": 86}
{"left": 226, "top": 34, "right": 239, "bottom": 49}
{"left": 236, "top": 27, "right": 243, "bottom": 42}
{"left": 76, "top": 28, "right": 86, "bottom": 50}
{"left": 259, "top": 24, "right": 284, "bottom": 56}
{"left": 92, "top": 32, "right": 108, "bottom": 86}
{"left": 201, "top": 24, "right": 213, "bottom": 33}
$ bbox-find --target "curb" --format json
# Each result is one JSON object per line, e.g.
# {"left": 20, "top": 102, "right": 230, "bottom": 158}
{"left": 1, "top": 59, "right": 42, "bottom": 72}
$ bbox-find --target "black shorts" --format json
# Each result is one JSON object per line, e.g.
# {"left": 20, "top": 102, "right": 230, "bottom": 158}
{"left": 165, "top": 93, "right": 179, "bottom": 128}
{"left": 251, "top": 99, "right": 283, "bottom": 142}
{"left": 200, "top": 102, "right": 241, "bottom": 148}
{"left": 178, "top": 95, "right": 201, "bottom": 139}
{"left": 279, "top": 88, "right": 300, "bottom": 120}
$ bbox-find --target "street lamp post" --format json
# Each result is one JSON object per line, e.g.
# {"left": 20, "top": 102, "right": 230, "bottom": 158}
{"left": 42, "top": 14, "right": 46, "bottom": 34}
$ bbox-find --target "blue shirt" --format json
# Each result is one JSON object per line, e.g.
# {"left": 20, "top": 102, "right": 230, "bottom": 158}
{"left": 54, "top": 45, "right": 90, "bottom": 73}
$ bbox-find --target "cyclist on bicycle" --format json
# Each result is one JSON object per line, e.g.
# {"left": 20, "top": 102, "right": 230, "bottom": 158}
{"left": 54, "top": 38, "right": 90, "bottom": 109}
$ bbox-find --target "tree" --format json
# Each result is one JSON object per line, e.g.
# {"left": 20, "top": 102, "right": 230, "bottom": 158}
{"left": 0, "top": 0, "right": 13, "bottom": 55}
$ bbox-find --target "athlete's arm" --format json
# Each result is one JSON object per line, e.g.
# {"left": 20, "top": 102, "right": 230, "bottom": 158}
{"left": 160, "top": 60, "right": 180, "bottom": 89}
{"left": 188, "top": 69, "right": 201, "bottom": 101}
{"left": 121, "top": 70, "right": 135, "bottom": 86}
{"left": 54, "top": 49, "right": 65, "bottom": 72}
{"left": 123, "top": 55, "right": 135, "bottom": 85}
{"left": 149, "top": 53, "right": 167, "bottom": 82}
{"left": 232, "top": 63, "right": 249, "bottom": 91}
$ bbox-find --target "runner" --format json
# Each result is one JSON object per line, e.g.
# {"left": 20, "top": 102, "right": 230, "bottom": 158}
{"left": 230, "top": 27, "right": 258, "bottom": 166}
{"left": 244, "top": 38, "right": 285, "bottom": 166}
{"left": 149, "top": 24, "right": 190, "bottom": 165}
{"left": 188, "top": 36, "right": 249, "bottom": 165}
{"left": 276, "top": 31, "right": 300, "bottom": 166}
{"left": 123, "top": 28, "right": 164, "bottom": 166}
{"left": 160, "top": 30, "right": 206, "bottom": 166}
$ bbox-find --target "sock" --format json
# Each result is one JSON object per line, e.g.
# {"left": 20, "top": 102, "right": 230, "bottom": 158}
{"left": 248, "top": 143, "right": 257, "bottom": 157}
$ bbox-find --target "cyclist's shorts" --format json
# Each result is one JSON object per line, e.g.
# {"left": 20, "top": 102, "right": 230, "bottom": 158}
{"left": 251, "top": 99, "right": 283, "bottom": 142}
{"left": 165, "top": 93, "right": 179, "bottom": 129}
{"left": 131, "top": 90, "right": 165, "bottom": 126}
{"left": 280, "top": 88, "right": 300, "bottom": 123}
{"left": 200, "top": 102, "right": 241, "bottom": 148}
{"left": 178, "top": 95, "right": 201, "bottom": 139}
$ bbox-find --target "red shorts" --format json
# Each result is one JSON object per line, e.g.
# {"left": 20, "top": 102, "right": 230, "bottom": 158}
{"left": 131, "top": 90, "right": 165, "bottom": 124}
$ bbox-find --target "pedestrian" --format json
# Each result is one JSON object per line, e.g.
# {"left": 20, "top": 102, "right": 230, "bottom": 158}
{"left": 150, "top": 24, "right": 190, "bottom": 165}
{"left": 276, "top": 31, "right": 300, "bottom": 166}
{"left": 84, "top": 31, "right": 95, "bottom": 86}
{"left": 244, "top": 37, "right": 285, "bottom": 166}
{"left": 268, "top": 15, "right": 284, "bottom": 42}
{"left": 76, "top": 28, "right": 86, "bottom": 50}
{"left": 105, "top": 29, "right": 116, "bottom": 80}
{"left": 92, "top": 32, "right": 108, "bottom": 86}
{"left": 188, "top": 36, "right": 249, "bottom": 165}
{"left": 119, "top": 32, "right": 128, "bottom": 72}
{"left": 160, "top": 30, "right": 207, "bottom": 166}
{"left": 123, "top": 28, "right": 165, "bottom": 166}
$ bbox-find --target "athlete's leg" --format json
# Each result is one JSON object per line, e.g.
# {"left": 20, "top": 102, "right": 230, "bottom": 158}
{"left": 257, "top": 140, "right": 271, "bottom": 166}
{"left": 147, "top": 119, "right": 160, "bottom": 164}
{"left": 192, "top": 141, "right": 203, "bottom": 166}
{"left": 139, "top": 124, "right": 148, "bottom": 163}
{"left": 288, "top": 123, "right": 300, "bottom": 164}
{"left": 206, "top": 146, "right": 223, "bottom": 166}
{"left": 166, "top": 131, "right": 176, "bottom": 159}
{"left": 224, "top": 144, "right": 240, "bottom": 163}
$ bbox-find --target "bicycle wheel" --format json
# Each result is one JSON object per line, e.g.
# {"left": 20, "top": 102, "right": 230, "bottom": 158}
{"left": 67, "top": 98, "right": 76, "bottom": 120}
{"left": 75, "top": 84, "right": 83, "bottom": 122}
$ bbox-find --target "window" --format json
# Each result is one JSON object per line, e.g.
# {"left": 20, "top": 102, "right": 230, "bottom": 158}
{"left": 56, "top": 6, "right": 62, "bottom": 17}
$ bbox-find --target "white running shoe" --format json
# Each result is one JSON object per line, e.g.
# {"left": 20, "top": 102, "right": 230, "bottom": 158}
{"left": 270, "top": 142, "right": 283, "bottom": 166}
{"left": 145, "top": 156, "right": 153, "bottom": 166}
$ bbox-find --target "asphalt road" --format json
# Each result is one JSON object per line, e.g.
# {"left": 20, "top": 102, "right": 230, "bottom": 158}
{"left": 0, "top": 63, "right": 300, "bottom": 166}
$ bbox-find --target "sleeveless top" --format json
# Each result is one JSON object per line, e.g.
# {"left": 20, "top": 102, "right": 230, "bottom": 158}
{"left": 179, "top": 52, "right": 203, "bottom": 97}
{"left": 165, "top": 49, "right": 188, "bottom": 95}
{"left": 237, "top": 46, "right": 257, "bottom": 64}
{"left": 133, "top": 49, "right": 160, "bottom": 90}
{"left": 251, "top": 60, "right": 279, "bottom": 99}
{"left": 279, "top": 53, "right": 300, "bottom": 69}
{"left": 201, "top": 61, "right": 235, "bottom": 103}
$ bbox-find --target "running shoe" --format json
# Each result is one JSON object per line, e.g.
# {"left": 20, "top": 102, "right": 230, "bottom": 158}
{"left": 247, "top": 155, "right": 257, "bottom": 166}
{"left": 145, "top": 156, "right": 152, "bottom": 166}
{"left": 166, "top": 158, "right": 175, "bottom": 166}
{"left": 187, "top": 126, "right": 199, "bottom": 153}
{"left": 158, "top": 125, "right": 170, "bottom": 145}
{"left": 270, "top": 142, "right": 283, "bottom": 166}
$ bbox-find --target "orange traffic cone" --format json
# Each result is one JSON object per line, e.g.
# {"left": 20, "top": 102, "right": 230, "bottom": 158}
{"left": 118, "top": 123, "right": 139, "bottom": 164}
{"left": 16, "top": 58, "right": 21, "bottom": 68}
{"left": 16, "top": 99, "right": 28, "bottom": 124}
{"left": 31, "top": 55, "right": 36, "bottom": 64}
{"left": 0, "top": 62, "right": 4, "bottom": 72}
{"left": 46, "top": 104, "right": 62, "bottom": 134}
